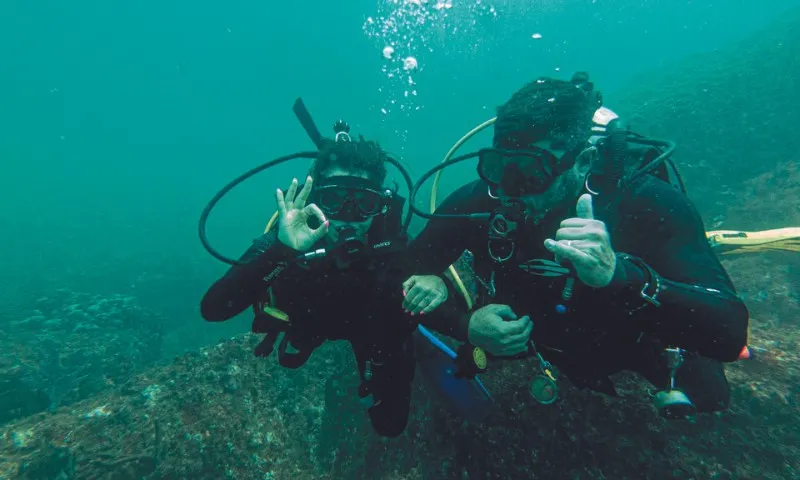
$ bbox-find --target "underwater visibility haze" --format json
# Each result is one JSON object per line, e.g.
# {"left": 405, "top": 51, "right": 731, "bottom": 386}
{"left": 1, "top": 0, "right": 800, "bottom": 478}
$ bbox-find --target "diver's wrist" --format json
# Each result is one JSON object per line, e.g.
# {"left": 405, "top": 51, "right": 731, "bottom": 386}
{"left": 255, "top": 238, "right": 300, "bottom": 265}
{"left": 459, "top": 312, "right": 474, "bottom": 344}
{"left": 612, "top": 253, "right": 662, "bottom": 309}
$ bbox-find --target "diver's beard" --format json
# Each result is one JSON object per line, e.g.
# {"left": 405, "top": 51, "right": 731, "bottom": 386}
{"left": 521, "top": 170, "right": 581, "bottom": 226}
{"left": 524, "top": 208, "right": 550, "bottom": 226}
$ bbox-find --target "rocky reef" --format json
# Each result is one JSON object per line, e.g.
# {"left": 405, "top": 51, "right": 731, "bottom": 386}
{"left": 610, "top": 8, "right": 800, "bottom": 227}
{"left": 0, "top": 294, "right": 797, "bottom": 480}
{"left": 2, "top": 6, "right": 800, "bottom": 480}
{"left": 0, "top": 290, "right": 164, "bottom": 426}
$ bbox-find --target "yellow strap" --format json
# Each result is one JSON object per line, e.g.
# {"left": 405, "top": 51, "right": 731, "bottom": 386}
{"left": 448, "top": 264, "right": 474, "bottom": 310}
{"left": 261, "top": 305, "right": 290, "bottom": 322}
{"left": 259, "top": 211, "right": 289, "bottom": 322}
{"left": 708, "top": 228, "right": 800, "bottom": 255}
{"left": 265, "top": 211, "right": 279, "bottom": 234}
{"left": 433, "top": 118, "right": 498, "bottom": 311}
{"left": 430, "top": 117, "right": 497, "bottom": 213}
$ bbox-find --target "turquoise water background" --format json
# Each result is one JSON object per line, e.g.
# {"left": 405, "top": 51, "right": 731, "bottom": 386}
{"left": 1, "top": 0, "right": 798, "bottom": 353}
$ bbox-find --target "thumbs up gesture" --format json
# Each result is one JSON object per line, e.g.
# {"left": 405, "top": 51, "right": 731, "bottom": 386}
{"left": 544, "top": 193, "right": 617, "bottom": 288}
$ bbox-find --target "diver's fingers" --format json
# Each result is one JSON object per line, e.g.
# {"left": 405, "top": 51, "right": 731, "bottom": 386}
{"left": 404, "top": 282, "right": 424, "bottom": 303}
{"left": 295, "top": 176, "right": 313, "bottom": 209}
{"left": 402, "top": 276, "right": 417, "bottom": 296}
{"left": 517, "top": 316, "right": 534, "bottom": 339}
{"left": 417, "top": 292, "right": 439, "bottom": 314}
{"left": 410, "top": 292, "right": 436, "bottom": 315}
{"left": 284, "top": 178, "right": 299, "bottom": 207}
{"left": 504, "top": 338, "right": 530, "bottom": 356}
{"left": 403, "top": 286, "right": 427, "bottom": 313}
{"left": 559, "top": 218, "right": 592, "bottom": 229}
{"left": 491, "top": 304, "right": 518, "bottom": 321}
{"left": 276, "top": 188, "right": 288, "bottom": 217}
{"left": 417, "top": 293, "right": 442, "bottom": 315}
{"left": 502, "top": 315, "right": 532, "bottom": 336}
{"left": 504, "top": 319, "right": 534, "bottom": 355}
{"left": 491, "top": 337, "right": 527, "bottom": 356}
{"left": 405, "top": 285, "right": 433, "bottom": 313}
{"left": 575, "top": 193, "right": 594, "bottom": 220}
{"left": 544, "top": 239, "right": 592, "bottom": 266}
{"left": 554, "top": 227, "right": 586, "bottom": 241}
{"left": 304, "top": 203, "right": 328, "bottom": 227}
{"left": 307, "top": 218, "right": 329, "bottom": 245}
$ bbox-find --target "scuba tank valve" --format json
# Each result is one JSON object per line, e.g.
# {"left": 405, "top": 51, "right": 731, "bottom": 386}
{"left": 652, "top": 347, "right": 697, "bottom": 419}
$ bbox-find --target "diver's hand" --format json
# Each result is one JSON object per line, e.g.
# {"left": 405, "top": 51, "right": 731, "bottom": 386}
{"left": 402, "top": 275, "right": 448, "bottom": 315}
{"left": 467, "top": 304, "right": 533, "bottom": 356}
{"left": 276, "top": 176, "right": 329, "bottom": 252}
{"left": 544, "top": 193, "right": 616, "bottom": 288}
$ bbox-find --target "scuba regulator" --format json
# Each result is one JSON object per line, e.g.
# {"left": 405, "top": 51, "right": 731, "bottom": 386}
{"left": 486, "top": 199, "right": 526, "bottom": 263}
{"left": 299, "top": 225, "right": 389, "bottom": 265}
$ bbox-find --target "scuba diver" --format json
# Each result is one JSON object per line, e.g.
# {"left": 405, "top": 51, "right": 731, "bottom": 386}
{"left": 405, "top": 72, "right": 750, "bottom": 417}
{"left": 199, "top": 103, "right": 475, "bottom": 436}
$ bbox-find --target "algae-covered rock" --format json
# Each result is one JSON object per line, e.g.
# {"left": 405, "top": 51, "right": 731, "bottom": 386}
{"left": 0, "top": 290, "right": 164, "bottom": 426}
{"left": 612, "top": 9, "right": 800, "bottom": 226}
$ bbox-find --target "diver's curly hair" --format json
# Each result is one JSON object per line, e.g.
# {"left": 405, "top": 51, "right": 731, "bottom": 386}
{"left": 494, "top": 72, "right": 602, "bottom": 149}
{"left": 311, "top": 136, "right": 388, "bottom": 186}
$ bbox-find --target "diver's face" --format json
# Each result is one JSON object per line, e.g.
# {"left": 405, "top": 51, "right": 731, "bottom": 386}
{"left": 317, "top": 167, "right": 375, "bottom": 245}
{"left": 496, "top": 139, "right": 591, "bottom": 225}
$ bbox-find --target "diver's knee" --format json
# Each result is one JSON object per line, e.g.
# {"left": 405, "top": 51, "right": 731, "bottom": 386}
{"left": 676, "top": 355, "right": 730, "bottom": 414}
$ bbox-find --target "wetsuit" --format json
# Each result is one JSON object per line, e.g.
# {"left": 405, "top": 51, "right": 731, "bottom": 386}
{"left": 201, "top": 216, "right": 460, "bottom": 436}
{"left": 406, "top": 175, "right": 749, "bottom": 412}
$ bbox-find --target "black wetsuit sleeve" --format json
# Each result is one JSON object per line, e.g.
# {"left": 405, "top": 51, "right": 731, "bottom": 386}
{"left": 405, "top": 180, "right": 489, "bottom": 275}
{"left": 598, "top": 181, "right": 749, "bottom": 362}
{"left": 384, "top": 241, "right": 473, "bottom": 342}
{"left": 402, "top": 181, "right": 490, "bottom": 341}
{"left": 416, "top": 277, "right": 473, "bottom": 342}
{"left": 200, "top": 230, "right": 299, "bottom": 322}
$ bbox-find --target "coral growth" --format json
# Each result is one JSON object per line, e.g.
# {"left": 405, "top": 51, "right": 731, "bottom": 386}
{"left": 0, "top": 312, "right": 798, "bottom": 479}
{"left": 0, "top": 337, "right": 355, "bottom": 480}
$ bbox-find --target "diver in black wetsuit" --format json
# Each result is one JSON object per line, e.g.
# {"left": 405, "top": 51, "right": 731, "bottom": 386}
{"left": 200, "top": 125, "right": 454, "bottom": 437}
{"left": 406, "top": 73, "right": 750, "bottom": 417}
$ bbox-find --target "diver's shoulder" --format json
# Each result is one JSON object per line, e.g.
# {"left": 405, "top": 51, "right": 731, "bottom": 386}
{"left": 443, "top": 180, "right": 494, "bottom": 209}
{"left": 619, "top": 175, "right": 695, "bottom": 218}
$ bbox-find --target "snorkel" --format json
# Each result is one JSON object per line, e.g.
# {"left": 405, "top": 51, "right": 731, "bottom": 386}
{"left": 198, "top": 98, "right": 414, "bottom": 266}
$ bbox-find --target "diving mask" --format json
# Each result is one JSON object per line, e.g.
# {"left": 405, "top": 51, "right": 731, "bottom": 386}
{"left": 310, "top": 176, "right": 388, "bottom": 222}
{"left": 478, "top": 147, "right": 560, "bottom": 196}
{"left": 480, "top": 121, "right": 588, "bottom": 197}
{"left": 477, "top": 145, "right": 578, "bottom": 197}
